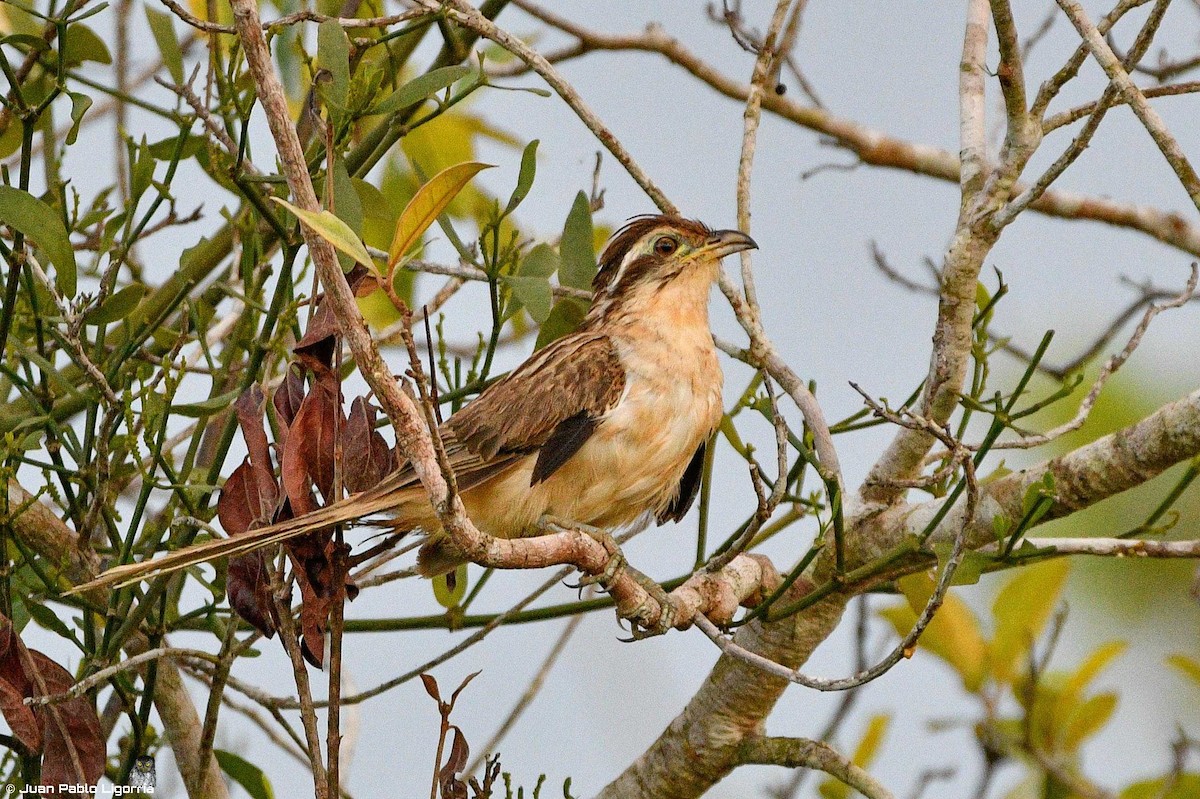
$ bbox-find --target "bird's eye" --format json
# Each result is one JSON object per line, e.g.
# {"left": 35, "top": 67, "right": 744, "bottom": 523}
{"left": 654, "top": 236, "right": 678, "bottom": 256}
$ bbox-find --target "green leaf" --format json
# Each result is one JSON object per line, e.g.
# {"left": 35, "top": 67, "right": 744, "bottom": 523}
{"left": 535, "top": 297, "right": 587, "bottom": 349}
{"left": 331, "top": 155, "right": 363, "bottom": 236}
{"left": 61, "top": 24, "right": 111, "bottom": 67}
{"left": 0, "top": 186, "right": 77, "bottom": 297}
{"left": 559, "top": 191, "right": 596, "bottom": 290}
{"left": 932, "top": 542, "right": 991, "bottom": 586}
{"left": 215, "top": 750, "right": 275, "bottom": 799}
{"left": 66, "top": 91, "right": 92, "bottom": 146}
{"left": 317, "top": 20, "right": 350, "bottom": 108}
{"left": 144, "top": 6, "right": 184, "bottom": 84}
{"left": 26, "top": 603, "right": 75, "bottom": 642}
{"left": 520, "top": 243, "right": 559, "bottom": 278}
{"left": 504, "top": 139, "right": 538, "bottom": 216}
{"left": 503, "top": 275, "right": 552, "bottom": 323}
{"left": 273, "top": 198, "right": 375, "bottom": 272}
{"left": 387, "top": 161, "right": 493, "bottom": 266}
{"left": 432, "top": 564, "right": 468, "bottom": 609}
{"left": 371, "top": 65, "right": 471, "bottom": 117}
{"left": 989, "top": 557, "right": 1070, "bottom": 683}
{"left": 83, "top": 283, "right": 147, "bottom": 326}
{"left": 172, "top": 389, "right": 241, "bottom": 418}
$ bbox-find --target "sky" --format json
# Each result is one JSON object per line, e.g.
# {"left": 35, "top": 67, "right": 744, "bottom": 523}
{"left": 13, "top": 1, "right": 1200, "bottom": 797}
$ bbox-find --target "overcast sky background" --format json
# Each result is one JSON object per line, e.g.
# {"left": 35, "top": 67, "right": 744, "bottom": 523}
{"left": 20, "top": 0, "right": 1200, "bottom": 797}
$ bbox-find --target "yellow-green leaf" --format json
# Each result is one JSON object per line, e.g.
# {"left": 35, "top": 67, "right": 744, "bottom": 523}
{"left": 818, "top": 715, "right": 890, "bottom": 799}
{"left": 881, "top": 572, "right": 987, "bottom": 691}
{"left": 1053, "top": 640, "right": 1126, "bottom": 729}
{"left": 989, "top": 558, "right": 1070, "bottom": 683}
{"left": 1062, "top": 691, "right": 1117, "bottom": 750}
{"left": 1167, "top": 653, "right": 1200, "bottom": 686}
{"left": 145, "top": 6, "right": 184, "bottom": 84}
{"left": 272, "top": 198, "right": 374, "bottom": 272}
{"left": 1121, "top": 775, "right": 1200, "bottom": 799}
{"left": 432, "top": 564, "right": 469, "bottom": 608}
{"left": 388, "top": 161, "right": 493, "bottom": 266}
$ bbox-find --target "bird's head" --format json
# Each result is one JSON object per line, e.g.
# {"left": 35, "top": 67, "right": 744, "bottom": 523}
{"left": 586, "top": 215, "right": 757, "bottom": 322}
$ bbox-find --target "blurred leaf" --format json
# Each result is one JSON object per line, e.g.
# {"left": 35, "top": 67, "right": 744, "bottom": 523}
{"left": 26, "top": 603, "right": 75, "bottom": 643}
{"left": 0, "top": 186, "right": 77, "bottom": 297}
{"left": 388, "top": 161, "right": 492, "bottom": 266}
{"left": 1167, "top": 653, "right": 1200, "bottom": 686}
{"left": 1055, "top": 640, "right": 1126, "bottom": 720}
{"left": 882, "top": 572, "right": 987, "bottom": 691}
{"left": 989, "top": 558, "right": 1070, "bottom": 683}
{"left": 331, "top": 155, "right": 363, "bottom": 236}
{"left": 559, "top": 191, "right": 596, "bottom": 290}
{"left": 372, "top": 65, "right": 471, "bottom": 117}
{"left": 433, "top": 564, "right": 469, "bottom": 608}
{"left": 1062, "top": 691, "right": 1117, "bottom": 750}
{"left": 173, "top": 389, "right": 241, "bottom": 418}
{"left": 504, "top": 139, "right": 538, "bottom": 216}
{"left": 818, "top": 715, "right": 889, "bottom": 799}
{"left": 317, "top": 19, "right": 350, "bottom": 107}
{"left": 83, "top": 283, "right": 147, "bottom": 326}
{"left": 215, "top": 750, "right": 275, "bottom": 799}
{"left": 144, "top": 6, "right": 184, "bottom": 84}
{"left": 1121, "top": 775, "right": 1200, "bottom": 799}
{"left": 273, "top": 198, "right": 375, "bottom": 272}
{"left": 932, "top": 543, "right": 991, "bottom": 586}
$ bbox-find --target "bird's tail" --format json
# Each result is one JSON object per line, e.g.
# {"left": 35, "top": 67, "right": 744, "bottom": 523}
{"left": 71, "top": 473, "right": 429, "bottom": 594}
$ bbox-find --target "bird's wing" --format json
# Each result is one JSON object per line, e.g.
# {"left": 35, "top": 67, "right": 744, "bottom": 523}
{"left": 657, "top": 440, "right": 707, "bottom": 524}
{"left": 447, "top": 331, "right": 626, "bottom": 484}
{"left": 73, "top": 332, "right": 625, "bottom": 593}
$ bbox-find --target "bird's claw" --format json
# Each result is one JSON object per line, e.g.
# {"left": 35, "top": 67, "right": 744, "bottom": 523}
{"left": 617, "top": 565, "right": 676, "bottom": 640}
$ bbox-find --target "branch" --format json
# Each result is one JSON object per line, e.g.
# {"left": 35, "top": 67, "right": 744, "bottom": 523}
{"left": 739, "top": 736, "right": 896, "bottom": 799}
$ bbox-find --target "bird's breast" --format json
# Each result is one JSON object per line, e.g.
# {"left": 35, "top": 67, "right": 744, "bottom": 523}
{"left": 460, "top": 320, "right": 723, "bottom": 537}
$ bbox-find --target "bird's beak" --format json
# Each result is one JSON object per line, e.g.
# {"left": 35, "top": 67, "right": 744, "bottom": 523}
{"left": 703, "top": 229, "right": 758, "bottom": 259}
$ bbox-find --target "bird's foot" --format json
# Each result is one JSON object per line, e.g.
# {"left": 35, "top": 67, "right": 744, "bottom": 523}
{"left": 617, "top": 563, "right": 677, "bottom": 640}
{"left": 537, "top": 515, "right": 624, "bottom": 591}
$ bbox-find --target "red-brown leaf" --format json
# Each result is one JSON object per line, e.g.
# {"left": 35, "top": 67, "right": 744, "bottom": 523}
{"left": 30, "top": 651, "right": 105, "bottom": 790}
{"left": 234, "top": 386, "right": 278, "bottom": 510}
{"left": 438, "top": 727, "right": 470, "bottom": 799}
{"left": 228, "top": 551, "right": 279, "bottom": 639}
{"left": 273, "top": 364, "right": 307, "bottom": 441}
{"left": 420, "top": 673, "right": 441, "bottom": 704}
{"left": 344, "top": 397, "right": 394, "bottom": 492}
{"left": 281, "top": 362, "right": 343, "bottom": 509}
{"left": 0, "top": 616, "right": 39, "bottom": 752}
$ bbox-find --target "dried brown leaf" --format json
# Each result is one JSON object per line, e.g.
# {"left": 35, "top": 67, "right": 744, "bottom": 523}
{"left": 420, "top": 673, "right": 441, "bottom": 704}
{"left": 31, "top": 651, "right": 104, "bottom": 791}
{"left": 344, "top": 397, "right": 394, "bottom": 492}
{"left": 281, "top": 362, "right": 344, "bottom": 509}
{"left": 438, "top": 727, "right": 470, "bottom": 799}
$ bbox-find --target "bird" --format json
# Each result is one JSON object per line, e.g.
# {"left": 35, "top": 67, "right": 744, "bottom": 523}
{"left": 77, "top": 215, "right": 756, "bottom": 591}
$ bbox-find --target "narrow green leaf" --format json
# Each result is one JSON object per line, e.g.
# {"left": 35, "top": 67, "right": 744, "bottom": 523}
{"left": 65, "top": 91, "right": 92, "bottom": 146}
{"left": 503, "top": 275, "right": 552, "bottom": 323}
{"left": 559, "top": 191, "right": 596, "bottom": 290}
{"left": 172, "top": 389, "right": 241, "bottom": 418}
{"left": 83, "top": 283, "right": 147, "bottom": 326}
{"left": 273, "top": 198, "right": 375, "bottom": 272}
{"left": 371, "top": 65, "right": 471, "bottom": 117}
{"left": 26, "top": 603, "right": 75, "bottom": 642}
{"left": 144, "top": 6, "right": 184, "bottom": 84}
{"left": 0, "top": 186, "right": 77, "bottom": 297}
{"left": 317, "top": 20, "right": 350, "bottom": 108}
{"left": 388, "top": 161, "right": 493, "bottom": 266}
{"left": 504, "top": 139, "right": 538, "bottom": 216}
{"left": 331, "top": 155, "right": 363, "bottom": 236}
{"left": 215, "top": 750, "right": 275, "bottom": 799}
